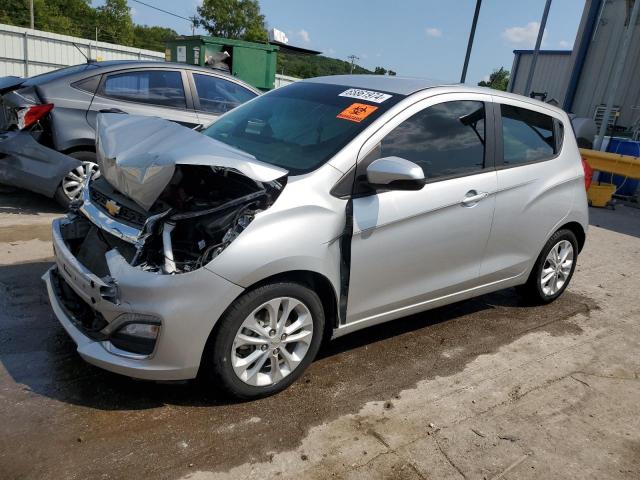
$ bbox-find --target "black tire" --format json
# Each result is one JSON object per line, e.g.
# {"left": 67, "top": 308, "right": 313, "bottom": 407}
{"left": 53, "top": 150, "right": 97, "bottom": 208}
{"left": 202, "top": 282, "right": 325, "bottom": 400}
{"left": 518, "top": 229, "right": 578, "bottom": 305}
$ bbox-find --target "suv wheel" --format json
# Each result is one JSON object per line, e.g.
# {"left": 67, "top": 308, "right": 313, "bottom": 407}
{"left": 54, "top": 151, "right": 100, "bottom": 208}
{"left": 518, "top": 229, "right": 578, "bottom": 304}
{"left": 203, "top": 282, "right": 325, "bottom": 399}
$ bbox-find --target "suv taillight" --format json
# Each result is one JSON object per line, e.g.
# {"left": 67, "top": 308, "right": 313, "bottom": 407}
{"left": 581, "top": 157, "right": 593, "bottom": 191}
{"left": 16, "top": 103, "right": 54, "bottom": 130}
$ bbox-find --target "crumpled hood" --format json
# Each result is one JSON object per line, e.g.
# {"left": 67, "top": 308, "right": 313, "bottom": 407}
{"left": 96, "top": 113, "right": 288, "bottom": 211}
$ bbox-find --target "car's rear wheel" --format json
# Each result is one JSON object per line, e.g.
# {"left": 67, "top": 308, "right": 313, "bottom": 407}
{"left": 54, "top": 151, "right": 100, "bottom": 208}
{"left": 518, "top": 229, "right": 578, "bottom": 304}
{"left": 203, "top": 282, "right": 324, "bottom": 399}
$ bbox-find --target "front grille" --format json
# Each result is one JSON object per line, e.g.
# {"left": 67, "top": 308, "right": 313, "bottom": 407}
{"left": 90, "top": 187, "right": 147, "bottom": 227}
{"left": 51, "top": 269, "right": 108, "bottom": 341}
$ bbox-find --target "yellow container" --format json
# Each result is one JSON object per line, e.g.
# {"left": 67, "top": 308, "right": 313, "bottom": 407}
{"left": 587, "top": 183, "right": 616, "bottom": 208}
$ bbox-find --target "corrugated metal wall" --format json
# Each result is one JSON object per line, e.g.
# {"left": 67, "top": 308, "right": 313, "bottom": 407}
{"left": 0, "top": 23, "right": 164, "bottom": 77}
{"left": 508, "top": 0, "right": 640, "bottom": 128}
{"left": 508, "top": 51, "right": 573, "bottom": 103}
{"left": 571, "top": 0, "right": 640, "bottom": 128}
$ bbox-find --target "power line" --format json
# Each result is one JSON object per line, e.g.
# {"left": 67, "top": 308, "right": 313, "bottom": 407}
{"left": 129, "top": 0, "right": 192, "bottom": 22}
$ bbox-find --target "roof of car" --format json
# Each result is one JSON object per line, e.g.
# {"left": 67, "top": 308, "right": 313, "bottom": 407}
{"left": 22, "top": 60, "right": 259, "bottom": 93}
{"left": 304, "top": 75, "right": 451, "bottom": 95}
{"left": 303, "top": 74, "right": 568, "bottom": 116}
{"left": 89, "top": 59, "right": 228, "bottom": 73}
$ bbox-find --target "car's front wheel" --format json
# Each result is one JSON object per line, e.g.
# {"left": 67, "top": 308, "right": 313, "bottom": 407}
{"left": 518, "top": 229, "right": 578, "bottom": 304}
{"left": 203, "top": 282, "right": 325, "bottom": 399}
{"left": 54, "top": 151, "right": 100, "bottom": 208}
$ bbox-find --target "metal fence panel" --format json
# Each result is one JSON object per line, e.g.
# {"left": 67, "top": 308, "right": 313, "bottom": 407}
{"left": 0, "top": 23, "right": 164, "bottom": 78}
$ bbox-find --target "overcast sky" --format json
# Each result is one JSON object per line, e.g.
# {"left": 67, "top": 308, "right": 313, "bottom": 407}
{"left": 108, "top": 0, "right": 586, "bottom": 85}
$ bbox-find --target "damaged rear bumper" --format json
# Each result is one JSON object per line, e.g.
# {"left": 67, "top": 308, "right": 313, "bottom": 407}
{"left": 0, "top": 130, "right": 80, "bottom": 197}
{"left": 44, "top": 217, "right": 244, "bottom": 380}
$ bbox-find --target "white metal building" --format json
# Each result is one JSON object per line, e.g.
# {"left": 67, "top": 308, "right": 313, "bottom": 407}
{"left": 508, "top": 0, "right": 640, "bottom": 131}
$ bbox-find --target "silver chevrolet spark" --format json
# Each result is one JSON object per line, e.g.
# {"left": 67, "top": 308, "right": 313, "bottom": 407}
{"left": 44, "top": 75, "right": 589, "bottom": 399}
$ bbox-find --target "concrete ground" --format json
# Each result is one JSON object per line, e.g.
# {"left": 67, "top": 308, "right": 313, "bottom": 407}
{"left": 0, "top": 190, "right": 639, "bottom": 479}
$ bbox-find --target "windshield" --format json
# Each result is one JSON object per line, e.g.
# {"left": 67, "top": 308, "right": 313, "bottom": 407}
{"left": 202, "top": 82, "right": 403, "bottom": 175}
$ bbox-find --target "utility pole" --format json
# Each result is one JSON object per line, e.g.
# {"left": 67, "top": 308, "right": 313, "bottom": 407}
{"left": 523, "top": 0, "right": 553, "bottom": 97}
{"left": 190, "top": 16, "right": 198, "bottom": 36}
{"left": 347, "top": 55, "right": 359, "bottom": 74}
{"left": 594, "top": 0, "right": 640, "bottom": 150}
{"left": 460, "top": 0, "right": 482, "bottom": 83}
{"left": 29, "top": 0, "right": 34, "bottom": 29}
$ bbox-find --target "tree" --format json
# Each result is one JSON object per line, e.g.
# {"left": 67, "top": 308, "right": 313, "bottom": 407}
{"left": 278, "top": 53, "right": 375, "bottom": 79}
{"left": 387, "top": 70, "right": 397, "bottom": 76}
{"left": 97, "top": 0, "right": 134, "bottom": 46}
{"left": 197, "top": 0, "right": 267, "bottom": 42}
{"left": 374, "top": 66, "right": 387, "bottom": 75}
{"left": 1, "top": 0, "right": 96, "bottom": 39}
{"left": 133, "top": 25, "right": 179, "bottom": 51}
{"left": 478, "top": 67, "right": 510, "bottom": 91}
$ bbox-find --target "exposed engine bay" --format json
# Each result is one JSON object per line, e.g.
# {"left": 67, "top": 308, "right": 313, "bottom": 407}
{"left": 66, "top": 165, "right": 283, "bottom": 277}
{"left": 62, "top": 113, "right": 288, "bottom": 278}
{"left": 134, "top": 164, "right": 283, "bottom": 274}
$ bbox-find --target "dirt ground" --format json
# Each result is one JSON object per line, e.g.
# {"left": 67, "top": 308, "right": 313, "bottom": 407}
{"left": 1, "top": 190, "right": 639, "bottom": 479}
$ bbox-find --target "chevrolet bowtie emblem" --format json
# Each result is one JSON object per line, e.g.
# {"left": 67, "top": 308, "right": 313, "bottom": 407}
{"left": 105, "top": 199, "right": 121, "bottom": 216}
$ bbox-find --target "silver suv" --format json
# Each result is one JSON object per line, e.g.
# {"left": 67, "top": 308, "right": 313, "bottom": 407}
{"left": 44, "top": 75, "right": 589, "bottom": 399}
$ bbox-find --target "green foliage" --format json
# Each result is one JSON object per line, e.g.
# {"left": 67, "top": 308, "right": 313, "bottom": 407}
{"left": 97, "top": 0, "right": 134, "bottom": 46}
{"left": 374, "top": 66, "right": 387, "bottom": 75}
{"left": 278, "top": 53, "right": 374, "bottom": 78}
{"left": 197, "top": 0, "right": 267, "bottom": 42}
{"left": 1, "top": 0, "right": 97, "bottom": 38}
{"left": 133, "top": 25, "right": 179, "bottom": 51}
{"left": 478, "top": 67, "right": 510, "bottom": 91}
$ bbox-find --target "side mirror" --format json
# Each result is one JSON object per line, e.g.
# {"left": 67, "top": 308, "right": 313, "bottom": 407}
{"left": 366, "top": 156, "right": 426, "bottom": 191}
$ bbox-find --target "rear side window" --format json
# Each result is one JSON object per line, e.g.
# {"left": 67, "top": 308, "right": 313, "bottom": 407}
{"left": 501, "top": 104, "right": 556, "bottom": 165}
{"left": 380, "top": 100, "right": 486, "bottom": 180}
{"left": 101, "top": 70, "right": 186, "bottom": 108}
{"left": 192, "top": 74, "right": 256, "bottom": 114}
{"left": 71, "top": 75, "right": 101, "bottom": 94}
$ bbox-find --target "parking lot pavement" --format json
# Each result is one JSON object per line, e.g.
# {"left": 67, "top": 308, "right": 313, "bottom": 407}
{"left": 0, "top": 192, "right": 639, "bottom": 480}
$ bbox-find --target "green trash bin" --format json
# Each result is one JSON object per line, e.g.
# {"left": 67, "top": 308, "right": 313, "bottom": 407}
{"left": 165, "top": 36, "right": 279, "bottom": 91}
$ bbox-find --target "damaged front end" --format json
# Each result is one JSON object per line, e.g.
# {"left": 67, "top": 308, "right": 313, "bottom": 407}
{"left": 67, "top": 114, "right": 287, "bottom": 276}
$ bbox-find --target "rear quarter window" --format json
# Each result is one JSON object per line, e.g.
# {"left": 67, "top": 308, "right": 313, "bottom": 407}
{"left": 500, "top": 104, "right": 557, "bottom": 165}
{"left": 71, "top": 75, "right": 101, "bottom": 94}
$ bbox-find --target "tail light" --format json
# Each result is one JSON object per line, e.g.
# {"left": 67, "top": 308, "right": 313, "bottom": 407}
{"left": 16, "top": 103, "right": 54, "bottom": 130}
{"left": 581, "top": 157, "right": 593, "bottom": 191}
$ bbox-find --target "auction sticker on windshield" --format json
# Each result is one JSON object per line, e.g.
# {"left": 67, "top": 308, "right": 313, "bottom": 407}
{"left": 337, "top": 103, "right": 379, "bottom": 123}
{"left": 339, "top": 88, "right": 392, "bottom": 103}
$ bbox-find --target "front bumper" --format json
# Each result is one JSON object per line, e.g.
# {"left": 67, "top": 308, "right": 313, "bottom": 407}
{"left": 44, "top": 217, "right": 244, "bottom": 380}
{"left": 0, "top": 130, "right": 80, "bottom": 197}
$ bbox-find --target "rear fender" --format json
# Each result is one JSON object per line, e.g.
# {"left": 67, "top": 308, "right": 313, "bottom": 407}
{"left": 0, "top": 131, "right": 81, "bottom": 197}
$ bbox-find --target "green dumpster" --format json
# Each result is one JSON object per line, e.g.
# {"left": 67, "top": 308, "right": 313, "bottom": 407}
{"left": 165, "top": 36, "right": 279, "bottom": 91}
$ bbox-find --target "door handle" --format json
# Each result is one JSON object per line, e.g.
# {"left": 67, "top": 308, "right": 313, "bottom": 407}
{"left": 461, "top": 190, "right": 489, "bottom": 206}
{"left": 99, "top": 108, "right": 127, "bottom": 114}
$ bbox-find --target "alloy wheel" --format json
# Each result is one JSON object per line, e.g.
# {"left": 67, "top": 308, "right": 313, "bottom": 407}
{"left": 61, "top": 161, "right": 100, "bottom": 201}
{"left": 540, "top": 239, "right": 574, "bottom": 296}
{"left": 231, "top": 297, "right": 314, "bottom": 387}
